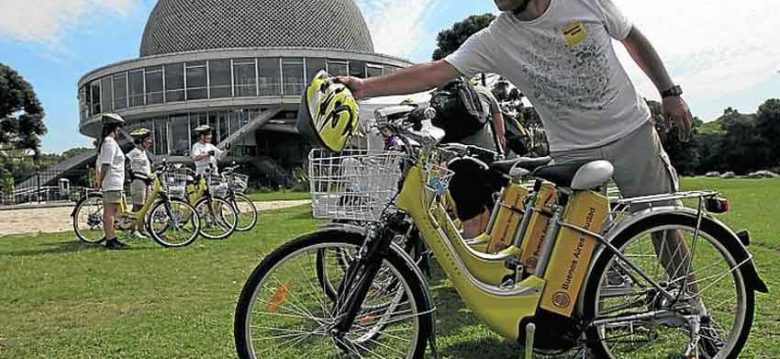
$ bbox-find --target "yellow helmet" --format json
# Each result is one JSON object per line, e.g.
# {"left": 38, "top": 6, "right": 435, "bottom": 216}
{"left": 129, "top": 128, "right": 152, "bottom": 139}
{"left": 296, "top": 71, "right": 359, "bottom": 152}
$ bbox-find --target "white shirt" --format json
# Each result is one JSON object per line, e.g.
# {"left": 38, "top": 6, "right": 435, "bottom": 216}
{"left": 97, "top": 136, "right": 125, "bottom": 191}
{"left": 126, "top": 147, "right": 152, "bottom": 180}
{"left": 191, "top": 142, "right": 222, "bottom": 175}
{"left": 444, "top": 0, "right": 651, "bottom": 152}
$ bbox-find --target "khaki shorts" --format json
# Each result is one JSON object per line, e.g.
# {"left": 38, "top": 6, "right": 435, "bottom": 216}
{"left": 130, "top": 179, "right": 149, "bottom": 206}
{"left": 103, "top": 190, "right": 123, "bottom": 205}
{"left": 551, "top": 121, "right": 679, "bottom": 205}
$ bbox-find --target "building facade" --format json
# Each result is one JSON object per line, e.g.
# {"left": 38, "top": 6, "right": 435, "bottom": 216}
{"left": 77, "top": 0, "right": 412, "bottom": 185}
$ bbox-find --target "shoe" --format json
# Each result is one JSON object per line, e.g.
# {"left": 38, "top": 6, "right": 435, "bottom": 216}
{"left": 105, "top": 238, "right": 130, "bottom": 250}
{"left": 131, "top": 231, "right": 149, "bottom": 240}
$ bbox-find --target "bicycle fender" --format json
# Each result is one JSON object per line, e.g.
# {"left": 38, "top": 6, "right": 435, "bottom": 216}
{"left": 318, "top": 222, "right": 368, "bottom": 235}
{"left": 578, "top": 207, "right": 768, "bottom": 315}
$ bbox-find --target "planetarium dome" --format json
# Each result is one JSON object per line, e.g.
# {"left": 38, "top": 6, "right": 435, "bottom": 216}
{"left": 139, "top": 0, "right": 375, "bottom": 57}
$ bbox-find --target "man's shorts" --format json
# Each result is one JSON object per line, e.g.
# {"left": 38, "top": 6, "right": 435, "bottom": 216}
{"left": 103, "top": 190, "right": 123, "bottom": 205}
{"left": 447, "top": 157, "right": 507, "bottom": 221}
{"left": 130, "top": 179, "right": 149, "bottom": 206}
{"left": 550, "top": 121, "right": 679, "bottom": 208}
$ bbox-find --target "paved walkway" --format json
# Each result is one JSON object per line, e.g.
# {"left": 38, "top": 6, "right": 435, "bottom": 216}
{"left": 0, "top": 200, "right": 309, "bottom": 237}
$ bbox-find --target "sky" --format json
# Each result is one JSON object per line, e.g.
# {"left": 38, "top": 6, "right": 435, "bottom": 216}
{"left": 0, "top": 0, "right": 778, "bottom": 154}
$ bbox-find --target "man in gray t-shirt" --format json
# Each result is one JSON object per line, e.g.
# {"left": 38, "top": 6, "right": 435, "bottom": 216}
{"left": 338, "top": 0, "right": 693, "bottom": 201}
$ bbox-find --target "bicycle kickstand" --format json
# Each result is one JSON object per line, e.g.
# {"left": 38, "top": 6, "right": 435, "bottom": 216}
{"left": 524, "top": 322, "right": 536, "bottom": 359}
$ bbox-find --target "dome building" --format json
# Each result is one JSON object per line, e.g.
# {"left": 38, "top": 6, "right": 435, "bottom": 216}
{"left": 77, "top": 0, "right": 412, "bottom": 185}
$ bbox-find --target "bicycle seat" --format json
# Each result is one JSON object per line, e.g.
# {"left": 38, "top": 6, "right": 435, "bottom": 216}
{"left": 532, "top": 160, "right": 614, "bottom": 190}
{"left": 489, "top": 156, "right": 552, "bottom": 178}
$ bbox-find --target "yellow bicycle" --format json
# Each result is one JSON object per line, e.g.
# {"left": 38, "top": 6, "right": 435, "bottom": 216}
{"left": 235, "top": 117, "right": 767, "bottom": 358}
{"left": 72, "top": 162, "right": 201, "bottom": 248}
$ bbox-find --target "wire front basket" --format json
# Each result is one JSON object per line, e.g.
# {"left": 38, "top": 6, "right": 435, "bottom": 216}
{"left": 308, "top": 149, "right": 404, "bottom": 222}
{"left": 208, "top": 174, "right": 229, "bottom": 197}
{"left": 228, "top": 173, "right": 249, "bottom": 193}
{"left": 161, "top": 171, "right": 189, "bottom": 198}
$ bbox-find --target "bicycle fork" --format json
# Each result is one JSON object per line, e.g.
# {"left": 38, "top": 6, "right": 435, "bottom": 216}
{"left": 331, "top": 212, "right": 408, "bottom": 340}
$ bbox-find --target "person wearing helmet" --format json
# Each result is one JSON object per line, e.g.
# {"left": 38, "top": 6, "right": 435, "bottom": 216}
{"left": 191, "top": 125, "right": 228, "bottom": 175}
{"left": 95, "top": 113, "right": 129, "bottom": 250}
{"left": 127, "top": 128, "right": 154, "bottom": 239}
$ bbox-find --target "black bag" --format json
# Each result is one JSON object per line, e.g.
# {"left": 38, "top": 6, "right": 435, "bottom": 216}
{"left": 429, "top": 78, "right": 487, "bottom": 143}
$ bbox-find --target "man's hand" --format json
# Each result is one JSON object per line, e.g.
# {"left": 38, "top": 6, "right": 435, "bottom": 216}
{"left": 335, "top": 76, "right": 368, "bottom": 99}
{"left": 662, "top": 96, "right": 693, "bottom": 142}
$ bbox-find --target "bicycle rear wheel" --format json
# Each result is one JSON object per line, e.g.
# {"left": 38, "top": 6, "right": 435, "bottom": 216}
{"left": 72, "top": 192, "right": 105, "bottom": 244}
{"left": 232, "top": 193, "right": 258, "bottom": 232}
{"left": 234, "top": 229, "right": 432, "bottom": 359}
{"left": 584, "top": 214, "right": 754, "bottom": 359}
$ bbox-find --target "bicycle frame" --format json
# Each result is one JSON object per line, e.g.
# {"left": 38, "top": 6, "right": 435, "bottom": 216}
{"left": 119, "top": 176, "right": 163, "bottom": 222}
{"left": 395, "top": 163, "right": 545, "bottom": 340}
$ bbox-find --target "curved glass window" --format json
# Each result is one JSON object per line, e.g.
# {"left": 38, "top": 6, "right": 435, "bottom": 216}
{"left": 145, "top": 66, "right": 163, "bottom": 105}
{"left": 100, "top": 77, "right": 113, "bottom": 112}
{"left": 164, "top": 63, "right": 185, "bottom": 102}
{"left": 208, "top": 60, "right": 231, "bottom": 98}
{"left": 129, "top": 70, "right": 145, "bottom": 107}
{"left": 233, "top": 59, "right": 257, "bottom": 97}
{"left": 305, "top": 58, "right": 326, "bottom": 82}
{"left": 258, "top": 58, "right": 281, "bottom": 96}
{"left": 327, "top": 60, "right": 348, "bottom": 76}
{"left": 186, "top": 61, "right": 207, "bottom": 100}
{"left": 90, "top": 80, "right": 101, "bottom": 115}
{"left": 367, "top": 64, "right": 383, "bottom": 78}
{"left": 282, "top": 58, "right": 304, "bottom": 96}
{"left": 349, "top": 61, "right": 366, "bottom": 78}
{"left": 112, "top": 73, "right": 128, "bottom": 110}
{"left": 169, "top": 114, "right": 190, "bottom": 156}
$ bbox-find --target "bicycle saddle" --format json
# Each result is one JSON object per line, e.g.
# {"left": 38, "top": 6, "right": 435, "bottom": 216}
{"left": 489, "top": 156, "right": 552, "bottom": 178}
{"left": 532, "top": 160, "right": 614, "bottom": 190}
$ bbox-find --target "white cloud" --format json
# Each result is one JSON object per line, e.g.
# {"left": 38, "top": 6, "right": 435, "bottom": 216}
{"left": 0, "top": 0, "right": 135, "bottom": 44}
{"left": 613, "top": 0, "right": 780, "bottom": 108}
{"left": 355, "top": 0, "right": 440, "bottom": 59}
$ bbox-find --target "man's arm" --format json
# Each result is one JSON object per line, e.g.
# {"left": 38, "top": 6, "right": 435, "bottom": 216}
{"left": 337, "top": 60, "right": 460, "bottom": 99}
{"left": 622, "top": 26, "right": 693, "bottom": 141}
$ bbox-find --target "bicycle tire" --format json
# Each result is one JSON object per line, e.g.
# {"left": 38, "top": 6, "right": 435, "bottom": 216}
{"left": 72, "top": 192, "right": 106, "bottom": 244}
{"left": 146, "top": 198, "right": 201, "bottom": 248}
{"left": 234, "top": 229, "right": 433, "bottom": 359}
{"left": 194, "top": 196, "right": 238, "bottom": 240}
{"left": 583, "top": 213, "right": 755, "bottom": 359}
{"left": 232, "top": 193, "right": 258, "bottom": 232}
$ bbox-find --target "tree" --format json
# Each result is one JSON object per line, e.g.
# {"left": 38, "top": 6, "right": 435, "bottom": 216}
{"left": 61, "top": 147, "right": 94, "bottom": 161}
{"left": 0, "top": 63, "right": 46, "bottom": 160}
{"left": 756, "top": 98, "right": 780, "bottom": 166}
{"left": 719, "top": 110, "right": 770, "bottom": 174}
{"left": 432, "top": 14, "right": 495, "bottom": 60}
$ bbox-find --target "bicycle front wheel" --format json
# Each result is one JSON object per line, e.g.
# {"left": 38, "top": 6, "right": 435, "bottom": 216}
{"left": 232, "top": 193, "right": 258, "bottom": 232}
{"left": 234, "top": 229, "right": 432, "bottom": 359}
{"left": 584, "top": 214, "right": 754, "bottom": 359}
{"left": 146, "top": 198, "right": 201, "bottom": 248}
{"left": 195, "top": 197, "right": 238, "bottom": 240}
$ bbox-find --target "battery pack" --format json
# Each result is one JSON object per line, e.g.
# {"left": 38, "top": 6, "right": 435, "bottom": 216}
{"left": 486, "top": 183, "right": 530, "bottom": 253}
{"left": 519, "top": 182, "right": 558, "bottom": 273}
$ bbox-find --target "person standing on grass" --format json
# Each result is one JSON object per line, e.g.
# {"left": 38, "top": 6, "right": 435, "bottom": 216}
{"left": 95, "top": 113, "right": 129, "bottom": 250}
{"left": 127, "top": 128, "right": 154, "bottom": 239}
{"left": 191, "top": 125, "right": 228, "bottom": 176}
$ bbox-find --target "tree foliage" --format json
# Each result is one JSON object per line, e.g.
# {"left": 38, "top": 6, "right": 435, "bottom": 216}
{"left": 0, "top": 63, "right": 46, "bottom": 159}
{"left": 432, "top": 14, "right": 496, "bottom": 60}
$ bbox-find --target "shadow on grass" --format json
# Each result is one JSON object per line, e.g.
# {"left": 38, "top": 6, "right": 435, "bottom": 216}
{"left": 1, "top": 240, "right": 155, "bottom": 257}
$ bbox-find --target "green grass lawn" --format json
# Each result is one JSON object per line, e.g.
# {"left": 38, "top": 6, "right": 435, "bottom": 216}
{"left": 1, "top": 179, "right": 778, "bottom": 358}
{"left": 244, "top": 191, "right": 309, "bottom": 202}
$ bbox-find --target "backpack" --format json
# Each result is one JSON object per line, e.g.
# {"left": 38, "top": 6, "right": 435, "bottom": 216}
{"left": 429, "top": 78, "right": 488, "bottom": 143}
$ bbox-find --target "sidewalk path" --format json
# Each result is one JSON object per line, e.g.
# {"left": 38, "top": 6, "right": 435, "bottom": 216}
{"left": 0, "top": 200, "right": 310, "bottom": 237}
